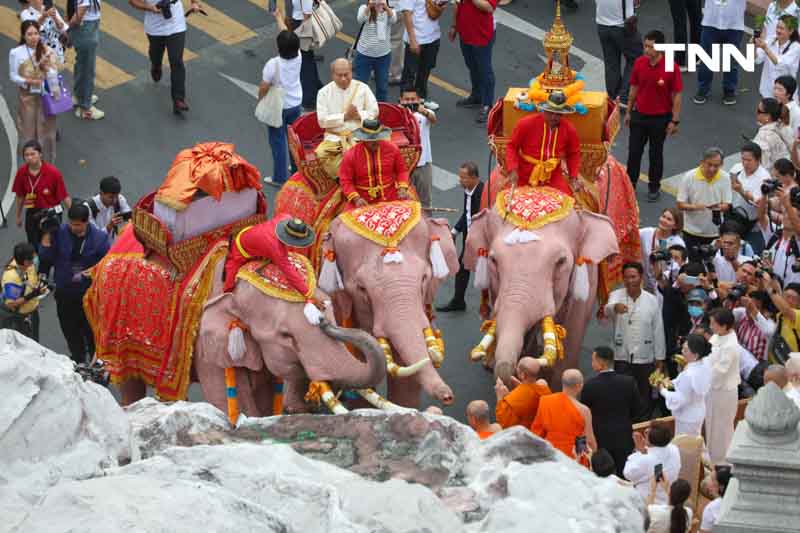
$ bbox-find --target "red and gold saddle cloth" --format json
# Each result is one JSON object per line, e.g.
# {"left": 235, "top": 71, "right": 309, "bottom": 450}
{"left": 236, "top": 253, "right": 316, "bottom": 303}
{"left": 494, "top": 186, "right": 575, "bottom": 230}
{"left": 339, "top": 200, "right": 421, "bottom": 247}
{"left": 84, "top": 225, "right": 227, "bottom": 401}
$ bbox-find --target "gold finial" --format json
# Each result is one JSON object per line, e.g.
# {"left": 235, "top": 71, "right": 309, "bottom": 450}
{"left": 541, "top": 0, "right": 576, "bottom": 89}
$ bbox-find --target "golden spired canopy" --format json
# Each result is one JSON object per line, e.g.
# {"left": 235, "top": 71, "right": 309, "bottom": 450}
{"left": 540, "top": 1, "right": 576, "bottom": 89}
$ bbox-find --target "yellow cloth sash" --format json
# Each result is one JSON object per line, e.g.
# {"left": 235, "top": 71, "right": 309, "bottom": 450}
{"left": 234, "top": 226, "right": 254, "bottom": 259}
{"left": 519, "top": 122, "right": 561, "bottom": 187}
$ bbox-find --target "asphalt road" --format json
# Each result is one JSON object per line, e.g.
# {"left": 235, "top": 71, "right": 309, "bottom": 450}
{"left": 0, "top": 0, "right": 760, "bottom": 421}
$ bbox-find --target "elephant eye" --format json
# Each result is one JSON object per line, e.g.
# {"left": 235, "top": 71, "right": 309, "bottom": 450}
{"left": 556, "top": 256, "right": 567, "bottom": 267}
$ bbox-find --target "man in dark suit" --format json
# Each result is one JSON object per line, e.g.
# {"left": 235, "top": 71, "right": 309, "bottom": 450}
{"left": 580, "top": 345, "right": 643, "bottom": 478}
{"left": 436, "top": 161, "right": 484, "bottom": 312}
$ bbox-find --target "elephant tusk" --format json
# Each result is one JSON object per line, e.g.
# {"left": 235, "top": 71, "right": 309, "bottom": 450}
{"left": 470, "top": 320, "right": 496, "bottom": 363}
{"left": 378, "top": 337, "right": 431, "bottom": 377}
{"left": 423, "top": 327, "right": 445, "bottom": 368}
{"left": 356, "top": 388, "right": 411, "bottom": 412}
{"left": 540, "top": 316, "right": 567, "bottom": 367}
{"left": 305, "top": 381, "right": 349, "bottom": 414}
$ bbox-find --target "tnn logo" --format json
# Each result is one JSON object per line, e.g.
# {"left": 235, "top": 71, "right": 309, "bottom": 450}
{"left": 654, "top": 44, "right": 756, "bottom": 73}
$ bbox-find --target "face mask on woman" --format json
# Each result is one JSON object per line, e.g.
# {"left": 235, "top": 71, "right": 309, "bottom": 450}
{"left": 688, "top": 305, "right": 704, "bottom": 318}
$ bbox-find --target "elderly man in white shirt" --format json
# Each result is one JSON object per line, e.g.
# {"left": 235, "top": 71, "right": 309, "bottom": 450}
{"left": 706, "top": 308, "right": 742, "bottom": 464}
{"left": 604, "top": 262, "right": 665, "bottom": 420}
{"left": 314, "top": 58, "right": 379, "bottom": 180}
{"left": 623, "top": 422, "right": 682, "bottom": 504}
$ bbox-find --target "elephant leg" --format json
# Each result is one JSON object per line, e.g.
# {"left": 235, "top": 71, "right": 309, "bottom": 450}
{"left": 194, "top": 358, "right": 230, "bottom": 416}
{"left": 236, "top": 367, "right": 273, "bottom": 417}
{"left": 283, "top": 376, "right": 311, "bottom": 414}
{"left": 119, "top": 378, "right": 146, "bottom": 406}
{"left": 387, "top": 376, "right": 422, "bottom": 409}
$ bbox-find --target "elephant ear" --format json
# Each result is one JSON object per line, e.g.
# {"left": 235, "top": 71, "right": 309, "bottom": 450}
{"left": 198, "top": 293, "right": 264, "bottom": 372}
{"left": 426, "top": 218, "right": 460, "bottom": 276}
{"left": 576, "top": 210, "right": 620, "bottom": 264}
{"left": 463, "top": 209, "right": 491, "bottom": 271}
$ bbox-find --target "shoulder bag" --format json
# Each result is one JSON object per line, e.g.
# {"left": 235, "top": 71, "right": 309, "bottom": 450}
{"left": 768, "top": 314, "right": 800, "bottom": 365}
{"left": 425, "top": 0, "right": 445, "bottom": 21}
{"left": 346, "top": 21, "right": 367, "bottom": 61}
{"left": 42, "top": 74, "right": 73, "bottom": 116}
{"left": 255, "top": 59, "right": 285, "bottom": 128}
{"left": 297, "top": 0, "right": 343, "bottom": 51}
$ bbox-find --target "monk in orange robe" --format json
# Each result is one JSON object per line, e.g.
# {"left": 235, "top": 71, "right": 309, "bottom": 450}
{"left": 531, "top": 369, "right": 596, "bottom": 465}
{"left": 467, "top": 400, "right": 496, "bottom": 440}
{"left": 495, "top": 357, "right": 551, "bottom": 429}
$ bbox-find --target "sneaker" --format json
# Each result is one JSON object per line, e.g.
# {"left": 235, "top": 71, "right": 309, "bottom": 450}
{"left": 72, "top": 94, "right": 99, "bottom": 106}
{"left": 647, "top": 190, "right": 661, "bottom": 203}
{"left": 722, "top": 94, "right": 737, "bottom": 105}
{"left": 423, "top": 100, "right": 440, "bottom": 111}
{"left": 173, "top": 99, "right": 190, "bottom": 114}
{"left": 693, "top": 93, "right": 708, "bottom": 105}
{"left": 456, "top": 96, "right": 481, "bottom": 108}
{"left": 76, "top": 106, "right": 105, "bottom": 120}
{"left": 476, "top": 106, "right": 490, "bottom": 124}
{"left": 264, "top": 176, "right": 274, "bottom": 184}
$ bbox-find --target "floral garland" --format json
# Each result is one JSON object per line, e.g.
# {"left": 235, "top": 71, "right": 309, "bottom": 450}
{"left": 515, "top": 72, "right": 588, "bottom": 115}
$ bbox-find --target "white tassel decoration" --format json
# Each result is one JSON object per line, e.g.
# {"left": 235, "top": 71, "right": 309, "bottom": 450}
{"left": 474, "top": 253, "right": 489, "bottom": 290}
{"left": 429, "top": 238, "right": 449, "bottom": 279}
{"left": 503, "top": 228, "right": 540, "bottom": 245}
{"left": 304, "top": 302, "right": 323, "bottom": 326}
{"left": 383, "top": 250, "right": 404, "bottom": 264}
{"left": 572, "top": 262, "right": 590, "bottom": 302}
{"left": 318, "top": 252, "right": 344, "bottom": 293}
{"left": 227, "top": 326, "right": 246, "bottom": 362}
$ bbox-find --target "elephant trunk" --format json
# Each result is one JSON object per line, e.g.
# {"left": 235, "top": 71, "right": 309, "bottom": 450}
{"left": 318, "top": 318, "right": 386, "bottom": 389}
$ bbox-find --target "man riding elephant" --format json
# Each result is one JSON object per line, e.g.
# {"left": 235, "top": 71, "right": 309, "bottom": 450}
{"left": 339, "top": 119, "right": 411, "bottom": 209}
{"left": 224, "top": 214, "right": 324, "bottom": 323}
{"left": 505, "top": 90, "right": 582, "bottom": 198}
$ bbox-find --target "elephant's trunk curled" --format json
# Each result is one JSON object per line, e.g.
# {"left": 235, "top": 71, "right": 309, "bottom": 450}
{"left": 319, "top": 318, "right": 387, "bottom": 389}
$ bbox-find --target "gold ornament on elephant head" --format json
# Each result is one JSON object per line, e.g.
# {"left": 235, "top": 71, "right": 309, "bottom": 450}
{"left": 541, "top": 1, "right": 576, "bottom": 90}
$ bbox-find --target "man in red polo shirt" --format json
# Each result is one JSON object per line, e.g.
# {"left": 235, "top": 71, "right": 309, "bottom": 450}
{"left": 449, "top": 0, "right": 497, "bottom": 124}
{"left": 625, "top": 29, "right": 683, "bottom": 203}
{"left": 12, "top": 140, "right": 71, "bottom": 246}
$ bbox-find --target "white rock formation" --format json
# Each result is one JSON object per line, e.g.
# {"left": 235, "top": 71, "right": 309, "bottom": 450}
{"left": 0, "top": 332, "right": 645, "bottom": 533}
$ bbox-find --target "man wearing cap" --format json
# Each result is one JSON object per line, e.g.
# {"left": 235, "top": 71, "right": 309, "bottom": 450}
{"left": 505, "top": 90, "right": 582, "bottom": 198}
{"left": 223, "top": 215, "right": 317, "bottom": 301}
{"left": 339, "top": 119, "right": 411, "bottom": 208}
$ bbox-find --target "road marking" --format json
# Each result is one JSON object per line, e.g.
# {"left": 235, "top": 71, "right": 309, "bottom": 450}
{"left": 186, "top": 3, "right": 257, "bottom": 45}
{"left": 334, "top": 32, "right": 470, "bottom": 98}
{"left": 493, "top": 8, "right": 606, "bottom": 92}
{"left": 1, "top": 93, "right": 18, "bottom": 223}
{"left": 220, "top": 72, "right": 461, "bottom": 190}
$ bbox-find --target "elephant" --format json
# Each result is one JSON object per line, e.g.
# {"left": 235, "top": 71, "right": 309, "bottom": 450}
{"left": 464, "top": 200, "right": 619, "bottom": 391}
{"left": 322, "top": 210, "right": 460, "bottom": 409}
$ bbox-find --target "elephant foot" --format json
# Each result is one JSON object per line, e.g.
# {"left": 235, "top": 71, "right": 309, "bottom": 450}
{"left": 495, "top": 361, "right": 515, "bottom": 387}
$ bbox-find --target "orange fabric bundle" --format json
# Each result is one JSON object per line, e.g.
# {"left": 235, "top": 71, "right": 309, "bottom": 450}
{"left": 156, "top": 142, "right": 263, "bottom": 211}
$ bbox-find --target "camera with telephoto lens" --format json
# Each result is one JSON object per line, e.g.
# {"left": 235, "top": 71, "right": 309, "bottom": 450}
{"left": 75, "top": 359, "right": 109, "bottom": 387}
{"left": 32, "top": 205, "right": 63, "bottom": 233}
{"left": 402, "top": 102, "right": 419, "bottom": 112}
{"left": 156, "top": 0, "right": 178, "bottom": 19}
{"left": 691, "top": 244, "right": 716, "bottom": 261}
{"left": 650, "top": 250, "right": 671, "bottom": 262}
{"left": 761, "top": 178, "right": 781, "bottom": 196}
{"left": 727, "top": 284, "right": 748, "bottom": 301}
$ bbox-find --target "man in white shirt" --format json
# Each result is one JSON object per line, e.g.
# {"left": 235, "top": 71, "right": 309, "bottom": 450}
{"left": 693, "top": 0, "right": 746, "bottom": 105}
{"left": 623, "top": 423, "right": 681, "bottom": 504}
{"left": 398, "top": 0, "right": 441, "bottom": 104}
{"left": 128, "top": 0, "right": 200, "bottom": 115}
{"left": 400, "top": 86, "right": 435, "bottom": 208}
{"left": 603, "top": 261, "right": 665, "bottom": 418}
{"left": 68, "top": 0, "right": 104, "bottom": 120}
{"left": 87, "top": 176, "right": 132, "bottom": 244}
{"left": 594, "top": 0, "right": 642, "bottom": 107}
{"left": 730, "top": 142, "right": 769, "bottom": 253}
{"left": 314, "top": 58, "right": 379, "bottom": 180}
{"left": 437, "top": 161, "right": 483, "bottom": 312}
{"left": 677, "top": 147, "right": 733, "bottom": 262}
{"left": 712, "top": 229, "right": 752, "bottom": 283}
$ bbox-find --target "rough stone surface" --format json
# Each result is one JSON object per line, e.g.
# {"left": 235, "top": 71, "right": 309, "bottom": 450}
{"left": 1, "top": 333, "right": 645, "bottom": 533}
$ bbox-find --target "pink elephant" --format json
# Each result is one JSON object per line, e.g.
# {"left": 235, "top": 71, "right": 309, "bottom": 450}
{"left": 195, "top": 279, "right": 387, "bottom": 416}
{"left": 464, "top": 202, "right": 619, "bottom": 390}
{"left": 322, "top": 211, "right": 460, "bottom": 409}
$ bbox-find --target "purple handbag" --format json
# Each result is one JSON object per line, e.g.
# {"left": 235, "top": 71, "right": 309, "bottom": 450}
{"left": 42, "top": 76, "right": 73, "bottom": 117}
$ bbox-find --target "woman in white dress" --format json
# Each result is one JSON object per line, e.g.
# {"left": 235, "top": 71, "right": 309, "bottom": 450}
{"left": 755, "top": 15, "right": 800, "bottom": 99}
{"left": 8, "top": 20, "right": 59, "bottom": 163}
{"left": 705, "top": 308, "right": 742, "bottom": 465}
{"left": 640, "top": 207, "right": 685, "bottom": 294}
{"left": 660, "top": 334, "right": 713, "bottom": 436}
{"left": 646, "top": 477, "right": 693, "bottom": 533}
{"left": 19, "top": 0, "right": 68, "bottom": 66}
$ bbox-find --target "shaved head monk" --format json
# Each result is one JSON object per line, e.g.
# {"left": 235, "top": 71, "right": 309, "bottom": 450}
{"left": 532, "top": 369, "right": 597, "bottom": 465}
{"left": 764, "top": 364, "right": 789, "bottom": 389}
{"left": 495, "top": 357, "right": 551, "bottom": 429}
{"left": 466, "top": 400, "right": 495, "bottom": 440}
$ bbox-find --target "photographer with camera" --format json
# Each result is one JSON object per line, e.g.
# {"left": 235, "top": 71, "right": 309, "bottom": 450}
{"left": 87, "top": 176, "right": 132, "bottom": 243}
{"left": 641, "top": 207, "right": 685, "bottom": 294}
{"left": 756, "top": 187, "right": 800, "bottom": 287}
{"left": 730, "top": 290, "right": 774, "bottom": 362}
{"left": 1, "top": 242, "right": 49, "bottom": 341}
{"left": 128, "top": 0, "right": 200, "bottom": 115}
{"left": 759, "top": 272, "right": 800, "bottom": 363}
{"left": 677, "top": 147, "right": 732, "bottom": 263}
{"left": 12, "top": 140, "right": 71, "bottom": 248}
{"left": 729, "top": 142, "right": 770, "bottom": 253}
{"left": 712, "top": 226, "right": 752, "bottom": 283}
{"left": 400, "top": 85, "right": 435, "bottom": 207}
{"left": 39, "top": 203, "right": 110, "bottom": 364}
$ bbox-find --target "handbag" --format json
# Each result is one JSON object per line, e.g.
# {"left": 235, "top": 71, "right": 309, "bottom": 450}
{"left": 768, "top": 314, "right": 800, "bottom": 365}
{"left": 42, "top": 75, "right": 73, "bottom": 116}
{"left": 346, "top": 22, "right": 366, "bottom": 61}
{"left": 425, "top": 0, "right": 445, "bottom": 21}
{"left": 254, "top": 59, "right": 285, "bottom": 127}
{"left": 297, "top": 0, "right": 343, "bottom": 51}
